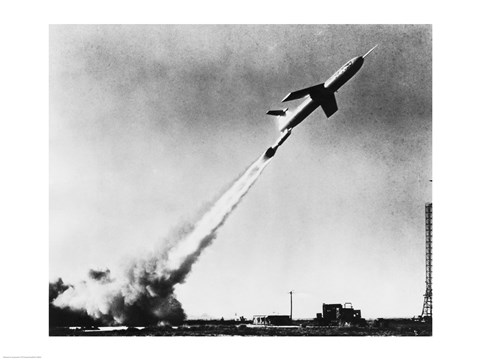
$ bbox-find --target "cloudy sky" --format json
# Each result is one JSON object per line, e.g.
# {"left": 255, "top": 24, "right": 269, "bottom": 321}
{"left": 50, "top": 24, "right": 431, "bottom": 319}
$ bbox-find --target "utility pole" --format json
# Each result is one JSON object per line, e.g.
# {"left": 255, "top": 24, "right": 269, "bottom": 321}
{"left": 289, "top": 291, "right": 293, "bottom": 320}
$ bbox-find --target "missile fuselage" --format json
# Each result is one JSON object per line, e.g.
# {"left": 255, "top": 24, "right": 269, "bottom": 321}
{"left": 265, "top": 46, "right": 377, "bottom": 157}
{"left": 324, "top": 56, "right": 364, "bottom": 92}
{"left": 279, "top": 97, "right": 319, "bottom": 133}
{"left": 278, "top": 56, "right": 365, "bottom": 133}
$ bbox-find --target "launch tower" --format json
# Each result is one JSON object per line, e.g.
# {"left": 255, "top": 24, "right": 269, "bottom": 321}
{"left": 421, "top": 202, "right": 433, "bottom": 319}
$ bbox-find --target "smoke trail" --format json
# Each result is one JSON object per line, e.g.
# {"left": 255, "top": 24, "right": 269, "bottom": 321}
{"left": 52, "top": 153, "right": 272, "bottom": 326}
{"left": 165, "top": 153, "right": 272, "bottom": 271}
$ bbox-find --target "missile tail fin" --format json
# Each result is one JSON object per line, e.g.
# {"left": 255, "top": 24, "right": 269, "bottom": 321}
{"left": 266, "top": 109, "right": 288, "bottom": 116}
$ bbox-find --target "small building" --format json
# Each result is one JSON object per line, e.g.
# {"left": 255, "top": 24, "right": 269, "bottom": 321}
{"left": 252, "top": 315, "right": 292, "bottom": 326}
{"left": 316, "top": 303, "right": 365, "bottom": 326}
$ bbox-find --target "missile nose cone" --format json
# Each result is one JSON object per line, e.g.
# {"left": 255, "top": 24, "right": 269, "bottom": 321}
{"left": 362, "top": 44, "right": 378, "bottom": 59}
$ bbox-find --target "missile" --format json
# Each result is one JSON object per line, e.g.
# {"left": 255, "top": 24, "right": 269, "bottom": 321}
{"left": 264, "top": 129, "right": 292, "bottom": 158}
{"left": 266, "top": 45, "right": 377, "bottom": 133}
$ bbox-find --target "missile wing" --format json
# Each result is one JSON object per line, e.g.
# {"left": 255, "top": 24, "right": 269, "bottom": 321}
{"left": 281, "top": 84, "right": 338, "bottom": 118}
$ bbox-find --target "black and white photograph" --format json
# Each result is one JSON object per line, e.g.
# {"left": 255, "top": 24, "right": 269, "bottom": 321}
{"left": 49, "top": 24, "right": 432, "bottom": 336}
{"left": 2, "top": 2, "right": 480, "bottom": 358}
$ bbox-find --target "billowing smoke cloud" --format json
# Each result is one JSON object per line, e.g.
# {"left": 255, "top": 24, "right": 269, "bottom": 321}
{"left": 51, "top": 153, "right": 272, "bottom": 326}
{"left": 49, "top": 278, "right": 103, "bottom": 327}
{"left": 88, "top": 269, "right": 111, "bottom": 282}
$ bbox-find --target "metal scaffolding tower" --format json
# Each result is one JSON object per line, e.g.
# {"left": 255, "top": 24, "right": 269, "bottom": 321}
{"left": 421, "top": 202, "right": 433, "bottom": 319}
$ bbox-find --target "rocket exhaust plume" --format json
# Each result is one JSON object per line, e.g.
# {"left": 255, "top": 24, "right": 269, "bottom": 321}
{"left": 165, "top": 153, "right": 272, "bottom": 271}
{"left": 52, "top": 153, "right": 272, "bottom": 326}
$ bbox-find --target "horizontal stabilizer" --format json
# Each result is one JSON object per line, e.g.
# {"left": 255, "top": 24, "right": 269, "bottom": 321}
{"left": 320, "top": 92, "right": 338, "bottom": 118}
{"left": 266, "top": 108, "right": 288, "bottom": 116}
{"left": 282, "top": 83, "right": 325, "bottom": 102}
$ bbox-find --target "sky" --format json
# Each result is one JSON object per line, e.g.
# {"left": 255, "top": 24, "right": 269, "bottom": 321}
{"left": 50, "top": 24, "right": 431, "bottom": 319}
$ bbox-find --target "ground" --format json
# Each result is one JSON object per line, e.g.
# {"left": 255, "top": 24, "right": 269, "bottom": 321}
{"left": 49, "top": 318, "right": 432, "bottom": 336}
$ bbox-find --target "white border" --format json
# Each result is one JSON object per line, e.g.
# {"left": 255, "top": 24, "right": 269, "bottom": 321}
{"left": 1, "top": 1, "right": 479, "bottom": 359}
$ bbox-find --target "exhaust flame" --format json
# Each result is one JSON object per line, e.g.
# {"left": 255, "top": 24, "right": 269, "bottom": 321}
{"left": 52, "top": 153, "right": 272, "bottom": 326}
